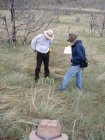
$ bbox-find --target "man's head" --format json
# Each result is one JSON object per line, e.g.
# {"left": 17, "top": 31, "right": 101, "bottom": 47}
{"left": 67, "top": 33, "right": 78, "bottom": 43}
{"left": 44, "top": 29, "right": 54, "bottom": 40}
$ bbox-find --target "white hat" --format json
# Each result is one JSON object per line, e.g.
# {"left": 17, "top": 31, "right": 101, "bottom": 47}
{"left": 29, "top": 119, "right": 68, "bottom": 140}
{"left": 44, "top": 29, "right": 54, "bottom": 40}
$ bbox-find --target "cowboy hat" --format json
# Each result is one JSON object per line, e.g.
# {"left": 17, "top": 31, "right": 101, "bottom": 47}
{"left": 44, "top": 29, "right": 54, "bottom": 40}
{"left": 29, "top": 119, "right": 68, "bottom": 140}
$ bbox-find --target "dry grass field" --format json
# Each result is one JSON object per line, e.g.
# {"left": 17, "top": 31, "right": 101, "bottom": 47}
{"left": 0, "top": 12, "right": 105, "bottom": 140}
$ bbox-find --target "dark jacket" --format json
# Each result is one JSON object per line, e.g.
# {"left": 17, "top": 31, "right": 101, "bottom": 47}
{"left": 71, "top": 40, "right": 86, "bottom": 66}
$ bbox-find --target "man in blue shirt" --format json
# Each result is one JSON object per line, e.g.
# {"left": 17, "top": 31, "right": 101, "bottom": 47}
{"left": 31, "top": 29, "right": 54, "bottom": 81}
{"left": 59, "top": 33, "right": 87, "bottom": 92}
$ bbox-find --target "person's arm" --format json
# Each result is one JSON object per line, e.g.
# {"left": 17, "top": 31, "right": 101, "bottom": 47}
{"left": 48, "top": 40, "right": 53, "bottom": 52}
{"left": 77, "top": 45, "right": 87, "bottom": 69}
{"left": 49, "top": 40, "right": 53, "bottom": 47}
{"left": 31, "top": 34, "right": 41, "bottom": 51}
{"left": 77, "top": 45, "right": 86, "bottom": 61}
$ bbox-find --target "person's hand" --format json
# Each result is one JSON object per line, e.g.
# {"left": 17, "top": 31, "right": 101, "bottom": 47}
{"left": 67, "top": 58, "right": 71, "bottom": 64}
{"left": 49, "top": 48, "right": 52, "bottom": 52}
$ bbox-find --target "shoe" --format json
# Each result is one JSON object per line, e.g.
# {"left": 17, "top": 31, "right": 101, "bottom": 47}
{"left": 76, "top": 88, "right": 83, "bottom": 95}
{"left": 45, "top": 76, "right": 49, "bottom": 79}
{"left": 54, "top": 86, "right": 64, "bottom": 94}
{"left": 35, "top": 77, "right": 39, "bottom": 82}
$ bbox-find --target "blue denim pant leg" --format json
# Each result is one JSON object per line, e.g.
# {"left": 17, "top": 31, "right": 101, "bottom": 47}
{"left": 76, "top": 69, "right": 82, "bottom": 91}
{"left": 59, "top": 65, "right": 82, "bottom": 92}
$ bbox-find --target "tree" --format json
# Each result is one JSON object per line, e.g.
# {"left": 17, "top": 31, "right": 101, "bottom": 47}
{"left": 10, "top": 0, "right": 16, "bottom": 42}
{"left": 89, "top": 13, "right": 105, "bottom": 37}
{"left": 0, "top": 0, "right": 59, "bottom": 44}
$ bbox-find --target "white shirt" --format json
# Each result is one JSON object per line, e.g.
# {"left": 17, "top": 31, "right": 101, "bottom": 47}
{"left": 31, "top": 34, "right": 52, "bottom": 53}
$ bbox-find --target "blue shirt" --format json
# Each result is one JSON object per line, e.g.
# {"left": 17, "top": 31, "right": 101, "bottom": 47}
{"left": 31, "top": 34, "right": 52, "bottom": 53}
{"left": 71, "top": 40, "right": 86, "bottom": 66}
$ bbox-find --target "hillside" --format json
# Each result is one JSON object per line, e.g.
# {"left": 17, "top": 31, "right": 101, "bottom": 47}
{"left": 33, "top": 0, "right": 105, "bottom": 9}
{"left": 0, "top": 0, "right": 105, "bottom": 10}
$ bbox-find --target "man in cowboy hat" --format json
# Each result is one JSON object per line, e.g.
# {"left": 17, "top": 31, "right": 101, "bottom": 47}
{"left": 31, "top": 29, "right": 54, "bottom": 81}
{"left": 59, "top": 33, "right": 87, "bottom": 92}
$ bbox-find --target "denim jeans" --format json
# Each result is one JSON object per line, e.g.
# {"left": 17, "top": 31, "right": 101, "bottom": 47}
{"left": 59, "top": 65, "right": 82, "bottom": 91}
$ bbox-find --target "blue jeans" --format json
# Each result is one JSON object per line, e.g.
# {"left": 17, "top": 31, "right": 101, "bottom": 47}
{"left": 59, "top": 65, "right": 82, "bottom": 91}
